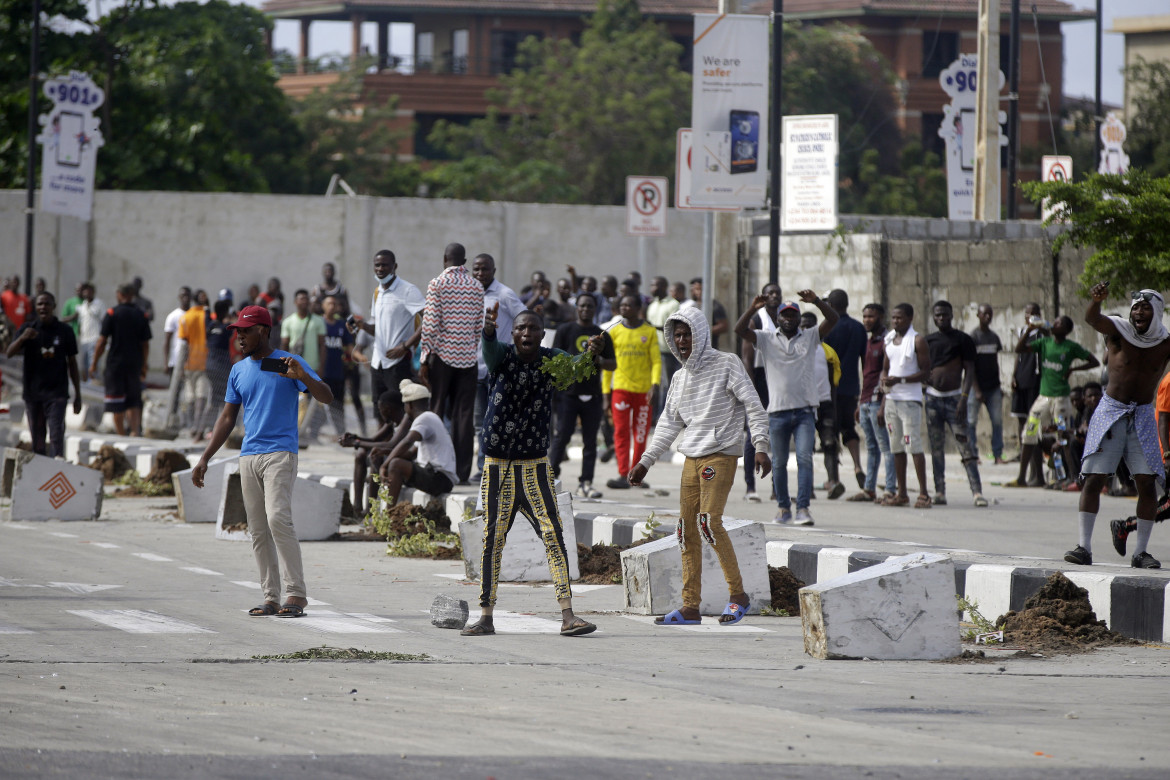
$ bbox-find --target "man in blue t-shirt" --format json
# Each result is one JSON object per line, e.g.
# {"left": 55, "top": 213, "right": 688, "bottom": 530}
{"left": 191, "top": 305, "right": 333, "bottom": 619}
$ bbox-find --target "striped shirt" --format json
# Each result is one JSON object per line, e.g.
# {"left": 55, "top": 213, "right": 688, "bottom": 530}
{"left": 419, "top": 265, "right": 484, "bottom": 368}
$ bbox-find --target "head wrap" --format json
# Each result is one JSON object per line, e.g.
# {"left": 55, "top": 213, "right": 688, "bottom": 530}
{"left": 1110, "top": 290, "right": 1168, "bottom": 348}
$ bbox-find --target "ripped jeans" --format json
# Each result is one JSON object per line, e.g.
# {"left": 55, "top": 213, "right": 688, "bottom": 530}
{"left": 925, "top": 394, "right": 982, "bottom": 496}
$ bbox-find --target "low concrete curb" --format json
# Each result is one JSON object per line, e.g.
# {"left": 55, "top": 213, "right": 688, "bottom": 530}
{"left": 767, "top": 536, "right": 1170, "bottom": 642}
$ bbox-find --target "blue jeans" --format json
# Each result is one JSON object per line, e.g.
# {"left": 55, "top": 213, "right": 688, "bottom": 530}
{"left": 769, "top": 407, "right": 816, "bottom": 510}
{"left": 925, "top": 394, "right": 982, "bottom": 495}
{"left": 858, "top": 400, "right": 896, "bottom": 495}
{"left": 967, "top": 387, "right": 1004, "bottom": 460}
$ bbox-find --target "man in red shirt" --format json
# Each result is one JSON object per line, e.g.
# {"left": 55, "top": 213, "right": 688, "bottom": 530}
{"left": 2, "top": 276, "right": 32, "bottom": 329}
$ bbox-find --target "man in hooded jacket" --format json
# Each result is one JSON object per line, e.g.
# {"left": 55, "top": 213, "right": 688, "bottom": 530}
{"left": 630, "top": 306, "right": 771, "bottom": 626}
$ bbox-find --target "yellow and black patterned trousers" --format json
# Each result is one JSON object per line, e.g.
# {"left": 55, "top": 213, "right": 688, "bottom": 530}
{"left": 478, "top": 456, "right": 573, "bottom": 608}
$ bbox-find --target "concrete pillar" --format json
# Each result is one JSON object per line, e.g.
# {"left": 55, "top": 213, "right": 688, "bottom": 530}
{"left": 351, "top": 14, "right": 365, "bottom": 65}
{"left": 377, "top": 21, "right": 389, "bottom": 71}
{"left": 2, "top": 448, "right": 103, "bottom": 522}
{"left": 298, "top": 19, "right": 310, "bottom": 74}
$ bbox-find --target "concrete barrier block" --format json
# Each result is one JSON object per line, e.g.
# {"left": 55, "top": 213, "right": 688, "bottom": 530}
{"left": 800, "top": 552, "right": 960, "bottom": 661}
{"left": 620, "top": 518, "right": 770, "bottom": 616}
{"left": 446, "top": 493, "right": 477, "bottom": 523}
{"left": 215, "top": 463, "right": 343, "bottom": 541}
{"left": 459, "top": 491, "right": 579, "bottom": 582}
{"left": 172, "top": 456, "right": 239, "bottom": 523}
{"left": 1, "top": 448, "right": 103, "bottom": 521}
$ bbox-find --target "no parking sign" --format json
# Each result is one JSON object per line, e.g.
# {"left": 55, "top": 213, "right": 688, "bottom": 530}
{"left": 626, "top": 176, "right": 668, "bottom": 237}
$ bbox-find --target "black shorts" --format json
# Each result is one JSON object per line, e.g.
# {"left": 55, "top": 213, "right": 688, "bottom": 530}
{"left": 406, "top": 462, "right": 455, "bottom": 496}
{"left": 104, "top": 364, "right": 143, "bottom": 412}
{"left": 834, "top": 393, "right": 859, "bottom": 444}
{"left": 1011, "top": 385, "right": 1039, "bottom": 418}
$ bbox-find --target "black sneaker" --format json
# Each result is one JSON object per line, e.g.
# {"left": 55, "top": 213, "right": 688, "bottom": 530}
{"left": 606, "top": 476, "right": 630, "bottom": 490}
{"left": 1132, "top": 551, "right": 1162, "bottom": 569}
{"left": 1110, "top": 519, "right": 1131, "bottom": 557}
{"left": 1063, "top": 546, "right": 1093, "bottom": 566}
{"left": 599, "top": 447, "right": 615, "bottom": 464}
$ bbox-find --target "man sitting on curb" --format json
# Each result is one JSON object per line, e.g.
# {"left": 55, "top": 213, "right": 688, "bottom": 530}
{"left": 629, "top": 306, "right": 771, "bottom": 626}
{"left": 377, "top": 380, "right": 458, "bottom": 506}
{"left": 339, "top": 390, "right": 405, "bottom": 515}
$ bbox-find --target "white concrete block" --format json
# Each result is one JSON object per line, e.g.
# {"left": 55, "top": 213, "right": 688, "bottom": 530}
{"left": 172, "top": 456, "right": 239, "bottom": 523}
{"left": 1062, "top": 571, "right": 1114, "bottom": 629}
{"left": 2, "top": 448, "right": 103, "bottom": 521}
{"left": 446, "top": 493, "right": 478, "bottom": 524}
{"left": 961, "top": 564, "right": 1015, "bottom": 625}
{"left": 459, "top": 491, "right": 579, "bottom": 582}
{"left": 215, "top": 463, "right": 342, "bottom": 541}
{"left": 620, "top": 518, "right": 770, "bottom": 616}
{"left": 766, "top": 540, "right": 795, "bottom": 568}
{"left": 800, "top": 552, "right": 960, "bottom": 661}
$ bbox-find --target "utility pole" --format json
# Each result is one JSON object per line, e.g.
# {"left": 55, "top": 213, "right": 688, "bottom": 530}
{"left": 1093, "top": 0, "right": 1102, "bottom": 169}
{"left": 769, "top": 0, "right": 782, "bottom": 286}
{"left": 705, "top": 0, "right": 741, "bottom": 323}
{"left": 1006, "top": 0, "right": 1020, "bottom": 219}
{"left": 24, "top": 0, "right": 42, "bottom": 297}
{"left": 973, "top": 0, "right": 1001, "bottom": 222}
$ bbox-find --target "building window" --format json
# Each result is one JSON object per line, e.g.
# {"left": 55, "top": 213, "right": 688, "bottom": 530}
{"left": 921, "top": 112, "right": 945, "bottom": 160}
{"left": 999, "top": 33, "right": 1012, "bottom": 80}
{"left": 417, "top": 31, "right": 434, "bottom": 71}
{"left": 452, "top": 29, "right": 469, "bottom": 74}
{"left": 922, "top": 31, "right": 958, "bottom": 79}
{"left": 490, "top": 30, "right": 542, "bottom": 75}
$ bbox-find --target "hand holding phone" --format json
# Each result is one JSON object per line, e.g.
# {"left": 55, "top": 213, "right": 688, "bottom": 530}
{"left": 260, "top": 357, "right": 289, "bottom": 374}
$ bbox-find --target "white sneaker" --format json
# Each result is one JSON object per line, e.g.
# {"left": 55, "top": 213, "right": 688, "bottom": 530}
{"left": 576, "top": 481, "right": 602, "bottom": 499}
{"left": 744, "top": 490, "right": 761, "bottom": 502}
{"left": 774, "top": 509, "right": 793, "bottom": 524}
{"left": 793, "top": 508, "right": 815, "bottom": 526}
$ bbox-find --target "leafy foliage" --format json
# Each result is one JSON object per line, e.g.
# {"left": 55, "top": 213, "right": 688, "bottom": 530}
{"left": 1125, "top": 58, "right": 1170, "bottom": 179}
{"left": 1021, "top": 170, "right": 1170, "bottom": 298}
{"left": 539, "top": 350, "right": 598, "bottom": 391}
{"left": 427, "top": 0, "right": 689, "bottom": 205}
{"left": 0, "top": 0, "right": 91, "bottom": 187}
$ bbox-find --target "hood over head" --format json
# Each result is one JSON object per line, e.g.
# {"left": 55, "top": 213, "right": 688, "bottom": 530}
{"left": 666, "top": 305, "right": 712, "bottom": 371}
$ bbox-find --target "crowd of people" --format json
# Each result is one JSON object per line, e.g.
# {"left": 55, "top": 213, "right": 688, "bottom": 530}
{"left": 7, "top": 256, "right": 1170, "bottom": 622}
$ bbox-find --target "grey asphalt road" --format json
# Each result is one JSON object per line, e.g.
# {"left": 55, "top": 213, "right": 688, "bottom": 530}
{"left": 3, "top": 456, "right": 1170, "bottom": 780}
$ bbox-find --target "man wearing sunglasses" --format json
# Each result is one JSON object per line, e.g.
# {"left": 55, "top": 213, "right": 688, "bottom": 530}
{"left": 1067, "top": 284, "right": 1170, "bottom": 570}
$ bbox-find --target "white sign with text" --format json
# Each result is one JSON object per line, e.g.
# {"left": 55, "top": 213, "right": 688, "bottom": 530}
{"left": 937, "top": 55, "right": 1005, "bottom": 220}
{"left": 781, "top": 114, "right": 838, "bottom": 232}
{"left": 38, "top": 71, "right": 105, "bottom": 222}
{"left": 626, "top": 176, "right": 668, "bottom": 237}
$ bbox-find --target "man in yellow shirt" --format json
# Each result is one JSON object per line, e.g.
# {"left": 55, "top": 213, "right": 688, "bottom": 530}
{"left": 604, "top": 294, "right": 661, "bottom": 489}
{"left": 178, "top": 295, "right": 211, "bottom": 440}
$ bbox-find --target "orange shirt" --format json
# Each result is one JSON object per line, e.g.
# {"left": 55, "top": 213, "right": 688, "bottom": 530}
{"left": 177, "top": 306, "right": 208, "bottom": 371}
{"left": 1156, "top": 372, "right": 1170, "bottom": 454}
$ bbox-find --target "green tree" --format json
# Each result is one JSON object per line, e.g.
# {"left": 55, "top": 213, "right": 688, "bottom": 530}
{"left": 427, "top": 0, "right": 689, "bottom": 205}
{"left": 1125, "top": 58, "right": 1170, "bottom": 178}
{"left": 290, "top": 60, "right": 421, "bottom": 197}
{"left": 80, "top": 0, "right": 304, "bottom": 192}
{"left": 1022, "top": 170, "right": 1170, "bottom": 298}
{"left": 0, "top": 0, "right": 91, "bottom": 187}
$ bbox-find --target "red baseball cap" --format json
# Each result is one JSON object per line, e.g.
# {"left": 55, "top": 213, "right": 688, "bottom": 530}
{"left": 227, "top": 305, "right": 272, "bottom": 329}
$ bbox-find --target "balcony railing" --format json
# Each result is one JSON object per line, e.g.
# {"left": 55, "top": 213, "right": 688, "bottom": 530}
{"left": 273, "top": 52, "right": 526, "bottom": 77}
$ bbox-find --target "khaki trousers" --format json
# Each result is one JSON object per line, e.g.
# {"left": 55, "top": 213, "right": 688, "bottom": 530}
{"left": 239, "top": 451, "right": 305, "bottom": 602}
{"left": 678, "top": 453, "right": 744, "bottom": 610}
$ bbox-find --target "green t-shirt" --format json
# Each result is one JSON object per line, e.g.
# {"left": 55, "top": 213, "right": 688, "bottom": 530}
{"left": 1030, "top": 336, "right": 1093, "bottom": 397}
{"left": 280, "top": 312, "right": 327, "bottom": 371}
{"left": 61, "top": 295, "right": 82, "bottom": 336}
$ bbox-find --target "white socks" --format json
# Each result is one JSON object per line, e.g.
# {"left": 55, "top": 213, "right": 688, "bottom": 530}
{"left": 1078, "top": 511, "right": 1096, "bottom": 553}
{"left": 1134, "top": 518, "right": 1155, "bottom": 556}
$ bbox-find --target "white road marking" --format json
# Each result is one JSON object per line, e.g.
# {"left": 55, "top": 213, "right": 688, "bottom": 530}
{"left": 131, "top": 553, "right": 174, "bottom": 562}
{"left": 68, "top": 609, "right": 216, "bottom": 634}
{"left": 180, "top": 567, "right": 224, "bottom": 576}
{"left": 4, "top": 524, "right": 35, "bottom": 530}
{"left": 343, "top": 613, "right": 397, "bottom": 623}
{"left": 433, "top": 573, "right": 466, "bottom": 580}
{"left": 0, "top": 621, "right": 34, "bottom": 634}
{"left": 0, "top": 577, "right": 45, "bottom": 588}
{"left": 621, "top": 615, "right": 770, "bottom": 633}
{"left": 273, "top": 609, "right": 403, "bottom": 634}
{"left": 230, "top": 581, "right": 330, "bottom": 606}
{"left": 489, "top": 610, "right": 564, "bottom": 634}
{"left": 49, "top": 532, "right": 79, "bottom": 538}
{"left": 87, "top": 542, "right": 120, "bottom": 549}
{"left": 571, "top": 584, "right": 616, "bottom": 593}
{"left": 47, "top": 582, "right": 121, "bottom": 594}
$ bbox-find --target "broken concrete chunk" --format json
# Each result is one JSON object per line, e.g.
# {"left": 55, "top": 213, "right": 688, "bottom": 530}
{"left": 430, "top": 594, "right": 470, "bottom": 630}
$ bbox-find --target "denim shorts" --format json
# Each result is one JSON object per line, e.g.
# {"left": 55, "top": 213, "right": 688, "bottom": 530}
{"left": 886, "top": 399, "right": 924, "bottom": 455}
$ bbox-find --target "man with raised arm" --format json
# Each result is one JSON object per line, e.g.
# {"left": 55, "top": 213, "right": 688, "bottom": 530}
{"left": 1066, "top": 285, "right": 1170, "bottom": 569}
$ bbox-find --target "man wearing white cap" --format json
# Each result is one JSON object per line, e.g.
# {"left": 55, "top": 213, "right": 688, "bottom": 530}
{"left": 1069, "top": 284, "right": 1170, "bottom": 569}
{"left": 377, "top": 378, "right": 457, "bottom": 504}
{"left": 191, "top": 305, "right": 334, "bottom": 618}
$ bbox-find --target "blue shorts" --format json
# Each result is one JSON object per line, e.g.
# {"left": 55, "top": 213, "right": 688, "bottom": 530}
{"left": 1080, "top": 415, "right": 1154, "bottom": 477}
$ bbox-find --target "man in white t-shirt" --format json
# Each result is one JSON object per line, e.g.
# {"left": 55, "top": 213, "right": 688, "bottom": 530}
{"left": 75, "top": 282, "right": 106, "bottom": 382}
{"left": 378, "top": 379, "right": 457, "bottom": 503}
{"left": 163, "top": 286, "right": 192, "bottom": 377}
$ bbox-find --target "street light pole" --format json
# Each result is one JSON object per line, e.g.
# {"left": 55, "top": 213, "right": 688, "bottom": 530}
{"left": 1093, "top": 0, "right": 1102, "bottom": 169}
{"left": 24, "top": 0, "right": 42, "bottom": 297}
{"left": 769, "top": 0, "right": 782, "bottom": 286}
{"left": 1006, "top": 0, "right": 1020, "bottom": 219}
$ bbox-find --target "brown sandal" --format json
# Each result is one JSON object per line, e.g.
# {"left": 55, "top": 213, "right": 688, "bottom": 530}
{"left": 913, "top": 494, "right": 933, "bottom": 509}
{"left": 881, "top": 493, "right": 909, "bottom": 507}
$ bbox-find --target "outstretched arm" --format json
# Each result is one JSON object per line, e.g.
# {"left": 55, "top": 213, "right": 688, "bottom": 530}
{"left": 734, "top": 295, "right": 767, "bottom": 345}
{"left": 1085, "top": 281, "right": 1120, "bottom": 338}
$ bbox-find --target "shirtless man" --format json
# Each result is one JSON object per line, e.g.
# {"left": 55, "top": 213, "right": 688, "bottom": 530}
{"left": 924, "top": 301, "right": 987, "bottom": 506}
{"left": 1066, "top": 284, "right": 1170, "bottom": 569}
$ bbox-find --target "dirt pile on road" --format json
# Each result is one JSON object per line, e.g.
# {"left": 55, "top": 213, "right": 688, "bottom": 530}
{"left": 769, "top": 566, "right": 804, "bottom": 615}
{"left": 997, "top": 572, "right": 1137, "bottom": 654}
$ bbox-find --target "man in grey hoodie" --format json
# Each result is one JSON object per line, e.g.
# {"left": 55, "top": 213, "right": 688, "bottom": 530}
{"left": 629, "top": 306, "right": 771, "bottom": 626}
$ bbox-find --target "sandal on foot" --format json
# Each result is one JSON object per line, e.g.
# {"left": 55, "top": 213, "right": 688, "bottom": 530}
{"left": 560, "top": 618, "right": 597, "bottom": 636}
{"left": 847, "top": 490, "right": 875, "bottom": 502}
{"left": 881, "top": 494, "right": 909, "bottom": 507}
{"left": 913, "top": 494, "right": 933, "bottom": 509}
{"left": 274, "top": 603, "right": 305, "bottom": 618}
{"left": 248, "top": 602, "right": 280, "bottom": 617}
{"left": 719, "top": 603, "right": 748, "bottom": 626}
{"left": 460, "top": 620, "right": 495, "bottom": 636}
{"left": 654, "top": 609, "right": 701, "bottom": 626}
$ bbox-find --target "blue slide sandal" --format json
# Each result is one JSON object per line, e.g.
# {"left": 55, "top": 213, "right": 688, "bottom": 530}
{"left": 654, "top": 609, "right": 701, "bottom": 625}
{"left": 720, "top": 603, "right": 748, "bottom": 625}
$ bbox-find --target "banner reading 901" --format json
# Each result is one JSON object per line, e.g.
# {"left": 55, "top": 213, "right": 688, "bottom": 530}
{"left": 689, "top": 13, "right": 769, "bottom": 209}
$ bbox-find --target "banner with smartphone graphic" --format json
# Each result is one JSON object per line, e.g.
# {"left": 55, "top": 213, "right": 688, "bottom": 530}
{"left": 690, "top": 13, "right": 768, "bottom": 209}
{"left": 37, "top": 71, "right": 105, "bottom": 222}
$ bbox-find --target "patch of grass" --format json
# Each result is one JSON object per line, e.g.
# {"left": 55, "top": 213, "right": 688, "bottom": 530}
{"left": 112, "top": 470, "right": 174, "bottom": 497}
{"left": 760, "top": 606, "right": 790, "bottom": 617}
{"left": 252, "top": 646, "right": 431, "bottom": 661}
{"left": 956, "top": 594, "right": 1004, "bottom": 643}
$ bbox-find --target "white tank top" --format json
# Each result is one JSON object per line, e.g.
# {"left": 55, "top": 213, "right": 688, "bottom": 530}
{"left": 885, "top": 333, "right": 923, "bottom": 402}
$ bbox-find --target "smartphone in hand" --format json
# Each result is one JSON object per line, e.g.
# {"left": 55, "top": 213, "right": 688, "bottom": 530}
{"left": 260, "top": 357, "right": 289, "bottom": 374}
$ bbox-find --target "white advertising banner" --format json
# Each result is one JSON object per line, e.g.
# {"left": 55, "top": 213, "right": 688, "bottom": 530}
{"left": 1098, "top": 112, "right": 1129, "bottom": 175}
{"left": 626, "top": 176, "right": 668, "bottom": 237}
{"left": 689, "top": 13, "right": 768, "bottom": 208}
{"left": 781, "top": 114, "right": 838, "bottom": 232}
{"left": 674, "top": 129, "right": 739, "bottom": 211}
{"left": 937, "top": 55, "right": 1004, "bottom": 220}
{"left": 38, "top": 71, "right": 105, "bottom": 222}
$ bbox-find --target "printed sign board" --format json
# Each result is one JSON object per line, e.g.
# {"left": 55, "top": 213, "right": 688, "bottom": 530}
{"left": 38, "top": 71, "right": 104, "bottom": 222}
{"left": 781, "top": 114, "right": 838, "bottom": 232}
{"left": 937, "top": 55, "right": 1005, "bottom": 220}
{"left": 1040, "top": 155, "right": 1073, "bottom": 222}
{"left": 626, "top": 176, "right": 668, "bottom": 237}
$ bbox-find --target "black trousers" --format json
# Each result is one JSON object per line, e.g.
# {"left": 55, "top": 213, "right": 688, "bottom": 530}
{"left": 549, "top": 392, "right": 603, "bottom": 484}
{"left": 427, "top": 356, "right": 477, "bottom": 483}
{"left": 370, "top": 361, "right": 413, "bottom": 425}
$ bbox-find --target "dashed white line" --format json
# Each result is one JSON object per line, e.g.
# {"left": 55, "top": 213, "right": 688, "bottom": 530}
{"left": 87, "top": 542, "right": 120, "bottom": 549}
{"left": 230, "top": 581, "right": 330, "bottom": 606}
{"left": 48, "top": 582, "right": 121, "bottom": 594}
{"left": 180, "top": 567, "right": 224, "bottom": 576}
{"left": 272, "top": 610, "right": 403, "bottom": 634}
{"left": 0, "top": 621, "right": 34, "bottom": 634}
{"left": 68, "top": 609, "right": 216, "bottom": 634}
{"left": 132, "top": 553, "right": 174, "bottom": 562}
{"left": 49, "top": 532, "right": 79, "bottom": 538}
